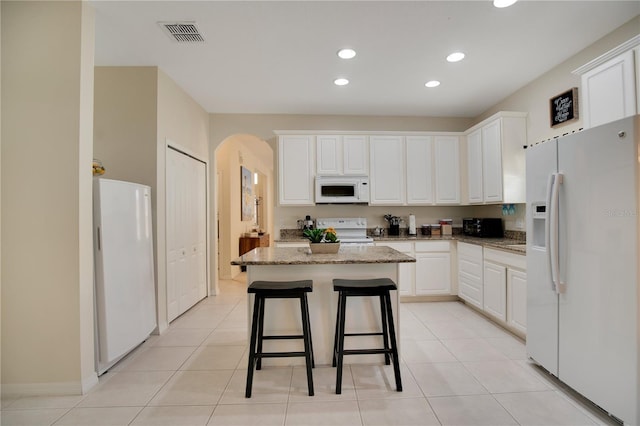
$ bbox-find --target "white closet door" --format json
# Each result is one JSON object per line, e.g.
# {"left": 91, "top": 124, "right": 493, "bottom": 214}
{"left": 167, "top": 147, "right": 207, "bottom": 322}
{"left": 166, "top": 149, "right": 183, "bottom": 322}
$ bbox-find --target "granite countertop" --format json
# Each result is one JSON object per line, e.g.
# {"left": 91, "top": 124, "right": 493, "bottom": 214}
{"left": 275, "top": 234, "right": 526, "bottom": 255}
{"left": 231, "top": 246, "right": 417, "bottom": 266}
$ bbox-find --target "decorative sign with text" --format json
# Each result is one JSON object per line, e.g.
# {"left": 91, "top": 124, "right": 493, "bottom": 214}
{"left": 550, "top": 87, "right": 579, "bottom": 127}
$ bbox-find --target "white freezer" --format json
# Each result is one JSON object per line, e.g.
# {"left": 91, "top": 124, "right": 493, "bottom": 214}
{"left": 93, "top": 178, "right": 157, "bottom": 375}
{"left": 526, "top": 116, "right": 639, "bottom": 425}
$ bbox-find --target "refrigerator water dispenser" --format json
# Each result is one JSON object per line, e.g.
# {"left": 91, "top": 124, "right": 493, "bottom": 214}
{"left": 531, "top": 202, "right": 546, "bottom": 249}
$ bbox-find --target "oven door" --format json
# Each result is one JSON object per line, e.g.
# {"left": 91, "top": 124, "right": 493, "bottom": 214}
{"left": 339, "top": 238, "right": 375, "bottom": 247}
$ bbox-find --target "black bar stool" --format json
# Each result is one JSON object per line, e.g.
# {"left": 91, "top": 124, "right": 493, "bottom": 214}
{"left": 245, "top": 280, "right": 315, "bottom": 398}
{"left": 332, "top": 277, "right": 402, "bottom": 394}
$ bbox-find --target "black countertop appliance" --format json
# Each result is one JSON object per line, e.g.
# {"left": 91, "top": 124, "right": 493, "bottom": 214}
{"left": 462, "top": 218, "right": 504, "bottom": 238}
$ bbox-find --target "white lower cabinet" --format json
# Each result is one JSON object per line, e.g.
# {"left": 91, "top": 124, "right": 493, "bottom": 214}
{"left": 375, "top": 241, "right": 414, "bottom": 296}
{"left": 457, "top": 242, "right": 483, "bottom": 309}
{"left": 375, "top": 240, "right": 454, "bottom": 297}
{"left": 507, "top": 268, "right": 527, "bottom": 334}
{"left": 482, "top": 247, "right": 527, "bottom": 336}
{"left": 483, "top": 261, "right": 507, "bottom": 322}
{"left": 415, "top": 241, "right": 451, "bottom": 295}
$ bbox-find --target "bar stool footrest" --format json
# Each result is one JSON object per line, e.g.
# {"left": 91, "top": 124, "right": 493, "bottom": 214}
{"left": 256, "top": 351, "right": 307, "bottom": 358}
{"left": 344, "top": 332, "right": 384, "bottom": 337}
{"left": 262, "top": 335, "right": 304, "bottom": 340}
{"left": 341, "top": 348, "right": 393, "bottom": 356}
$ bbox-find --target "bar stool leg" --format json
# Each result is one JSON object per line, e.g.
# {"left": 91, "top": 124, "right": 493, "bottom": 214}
{"left": 335, "top": 291, "right": 348, "bottom": 394}
{"left": 332, "top": 294, "right": 342, "bottom": 368}
{"left": 300, "top": 294, "right": 315, "bottom": 396}
{"left": 303, "top": 293, "right": 315, "bottom": 368}
{"left": 384, "top": 291, "right": 402, "bottom": 392}
{"left": 379, "top": 295, "right": 391, "bottom": 365}
{"left": 245, "top": 294, "right": 262, "bottom": 398}
{"left": 255, "top": 294, "right": 266, "bottom": 370}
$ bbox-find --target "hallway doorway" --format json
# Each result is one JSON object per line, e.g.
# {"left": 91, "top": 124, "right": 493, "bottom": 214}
{"left": 214, "top": 135, "right": 274, "bottom": 281}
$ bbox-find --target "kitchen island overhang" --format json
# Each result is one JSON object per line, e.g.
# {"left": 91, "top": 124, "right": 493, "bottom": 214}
{"left": 231, "top": 246, "right": 416, "bottom": 366}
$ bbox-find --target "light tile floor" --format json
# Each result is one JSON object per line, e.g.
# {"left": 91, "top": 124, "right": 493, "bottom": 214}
{"left": 2, "top": 274, "right": 618, "bottom": 426}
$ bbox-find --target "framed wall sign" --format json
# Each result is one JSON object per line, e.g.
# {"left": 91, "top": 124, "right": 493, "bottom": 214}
{"left": 241, "top": 166, "right": 253, "bottom": 221}
{"left": 550, "top": 87, "right": 579, "bottom": 127}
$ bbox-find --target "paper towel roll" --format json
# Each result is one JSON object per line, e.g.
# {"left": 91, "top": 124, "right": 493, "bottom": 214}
{"left": 408, "top": 214, "right": 416, "bottom": 235}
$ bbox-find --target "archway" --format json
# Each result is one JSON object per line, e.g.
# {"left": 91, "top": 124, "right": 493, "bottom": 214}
{"left": 214, "top": 134, "right": 274, "bottom": 282}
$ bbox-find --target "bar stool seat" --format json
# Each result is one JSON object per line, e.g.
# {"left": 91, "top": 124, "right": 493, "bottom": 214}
{"left": 245, "top": 280, "right": 314, "bottom": 398}
{"left": 332, "top": 277, "right": 402, "bottom": 394}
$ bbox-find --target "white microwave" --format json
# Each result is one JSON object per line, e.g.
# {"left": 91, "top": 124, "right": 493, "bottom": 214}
{"left": 315, "top": 176, "right": 370, "bottom": 204}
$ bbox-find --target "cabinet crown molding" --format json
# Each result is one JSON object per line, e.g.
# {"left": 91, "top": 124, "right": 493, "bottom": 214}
{"left": 572, "top": 35, "right": 640, "bottom": 76}
{"left": 464, "top": 111, "right": 528, "bottom": 135}
{"left": 273, "top": 130, "right": 462, "bottom": 136}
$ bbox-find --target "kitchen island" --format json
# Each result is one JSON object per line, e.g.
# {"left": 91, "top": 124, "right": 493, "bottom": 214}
{"left": 231, "top": 246, "right": 415, "bottom": 365}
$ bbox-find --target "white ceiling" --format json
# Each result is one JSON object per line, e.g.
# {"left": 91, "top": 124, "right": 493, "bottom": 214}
{"left": 92, "top": 1, "right": 639, "bottom": 117}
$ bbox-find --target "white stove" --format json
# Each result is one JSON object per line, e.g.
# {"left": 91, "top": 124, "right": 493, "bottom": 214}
{"left": 315, "top": 217, "right": 374, "bottom": 246}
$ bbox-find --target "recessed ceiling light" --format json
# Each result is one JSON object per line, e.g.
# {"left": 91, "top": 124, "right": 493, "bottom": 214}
{"left": 337, "top": 48, "right": 356, "bottom": 59}
{"left": 425, "top": 80, "right": 440, "bottom": 88}
{"left": 334, "top": 78, "right": 349, "bottom": 86}
{"left": 493, "top": 0, "right": 517, "bottom": 8}
{"left": 446, "top": 52, "right": 465, "bottom": 62}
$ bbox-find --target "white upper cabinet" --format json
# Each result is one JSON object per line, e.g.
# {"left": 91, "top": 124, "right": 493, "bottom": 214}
{"left": 636, "top": 45, "right": 640, "bottom": 114}
{"left": 278, "top": 135, "right": 315, "bottom": 205}
{"left": 372, "top": 134, "right": 460, "bottom": 206}
{"left": 406, "top": 136, "right": 434, "bottom": 205}
{"left": 316, "top": 135, "right": 341, "bottom": 175}
{"left": 464, "top": 112, "right": 527, "bottom": 204}
{"left": 434, "top": 136, "right": 460, "bottom": 204}
{"left": 580, "top": 48, "right": 637, "bottom": 129}
{"left": 316, "top": 135, "right": 369, "bottom": 175}
{"left": 481, "top": 119, "right": 503, "bottom": 203}
{"left": 343, "top": 135, "right": 369, "bottom": 175}
{"left": 369, "top": 135, "right": 405, "bottom": 205}
{"left": 466, "top": 129, "right": 483, "bottom": 203}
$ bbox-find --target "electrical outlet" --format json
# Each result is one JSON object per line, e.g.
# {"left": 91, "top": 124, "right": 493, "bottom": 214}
{"left": 515, "top": 219, "right": 524, "bottom": 229}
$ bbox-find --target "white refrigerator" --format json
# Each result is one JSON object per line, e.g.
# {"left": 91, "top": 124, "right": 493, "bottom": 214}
{"left": 93, "top": 178, "right": 157, "bottom": 375}
{"left": 526, "top": 115, "right": 639, "bottom": 425}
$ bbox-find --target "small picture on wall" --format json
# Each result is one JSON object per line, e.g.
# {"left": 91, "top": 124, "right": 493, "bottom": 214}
{"left": 550, "top": 87, "right": 579, "bottom": 127}
{"left": 241, "top": 166, "right": 253, "bottom": 221}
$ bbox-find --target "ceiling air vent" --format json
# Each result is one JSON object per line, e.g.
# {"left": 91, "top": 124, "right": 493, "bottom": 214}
{"left": 159, "top": 22, "right": 205, "bottom": 43}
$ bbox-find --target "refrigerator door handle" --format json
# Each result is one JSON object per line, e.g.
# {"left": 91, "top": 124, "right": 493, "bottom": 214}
{"left": 549, "top": 172, "right": 564, "bottom": 294}
{"left": 555, "top": 173, "right": 565, "bottom": 294}
{"left": 545, "top": 173, "right": 557, "bottom": 292}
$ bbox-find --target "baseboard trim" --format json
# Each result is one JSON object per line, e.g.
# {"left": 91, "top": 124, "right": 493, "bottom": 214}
{"left": 81, "top": 372, "right": 99, "bottom": 394}
{"left": 3, "top": 381, "right": 81, "bottom": 398}
{"left": 2, "top": 371, "right": 99, "bottom": 397}
{"left": 400, "top": 295, "right": 459, "bottom": 303}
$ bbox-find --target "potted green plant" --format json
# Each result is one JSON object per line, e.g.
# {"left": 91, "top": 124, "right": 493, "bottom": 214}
{"left": 303, "top": 227, "right": 340, "bottom": 254}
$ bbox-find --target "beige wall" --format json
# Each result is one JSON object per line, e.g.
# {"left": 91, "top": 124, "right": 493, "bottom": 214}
{"left": 209, "top": 19, "right": 639, "bottom": 242}
{"left": 1, "top": 0, "right": 3, "bottom": 394}
{"left": 1, "top": 1, "right": 97, "bottom": 394}
{"left": 476, "top": 16, "right": 640, "bottom": 145}
{"left": 93, "top": 67, "right": 158, "bottom": 188}
{"left": 209, "top": 115, "right": 475, "bottom": 251}
{"left": 156, "top": 68, "right": 210, "bottom": 328}
{"left": 94, "top": 66, "right": 210, "bottom": 332}
{"left": 210, "top": 114, "right": 474, "bottom": 150}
